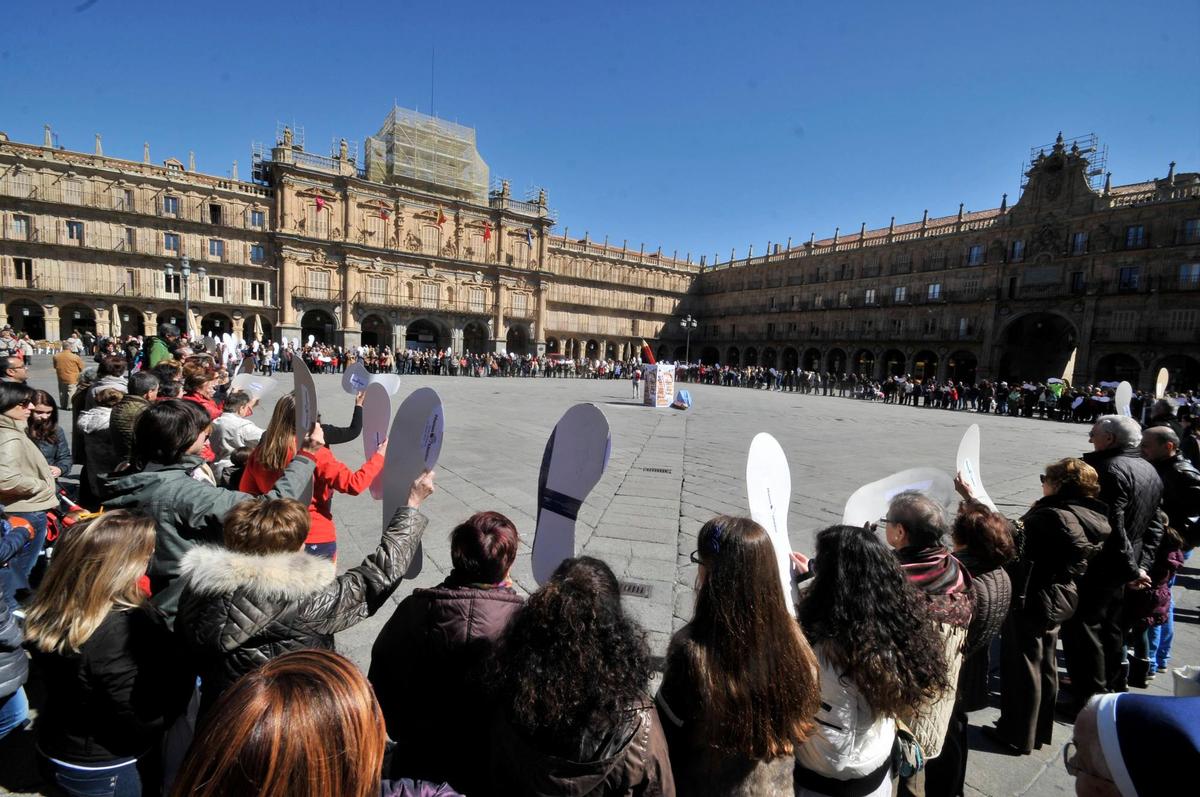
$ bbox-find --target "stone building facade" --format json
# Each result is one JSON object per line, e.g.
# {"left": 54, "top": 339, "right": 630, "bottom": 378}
{"left": 1, "top": 121, "right": 1197, "bottom": 391}
{"left": 689, "top": 135, "right": 1200, "bottom": 391}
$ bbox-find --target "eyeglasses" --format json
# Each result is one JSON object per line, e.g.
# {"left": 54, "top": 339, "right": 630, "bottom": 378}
{"left": 870, "top": 517, "right": 890, "bottom": 533}
{"left": 689, "top": 550, "right": 701, "bottom": 565}
{"left": 1039, "top": 474, "right": 1047, "bottom": 483}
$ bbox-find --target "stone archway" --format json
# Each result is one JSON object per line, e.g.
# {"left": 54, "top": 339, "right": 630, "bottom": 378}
{"left": 700, "top": 346, "right": 720, "bottom": 365}
{"left": 546, "top": 337, "right": 560, "bottom": 354}
{"left": 655, "top": 343, "right": 669, "bottom": 361}
{"left": 360, "top": 314, "right": 389, "bottom": 348}
{"left": 463, "top": 321, "right": 488, "bottom": 354}
{"left": 997, "top": 312, "right": 1078, "bottom": 383}
{"left": 744, "top": 347, "right": 759, "bottom": 367}
{"left": 301, "top": 309, "right": 336, "bottom": 346}
{"left": 825, "top": 347, "right": 846, "bottom": 374}
{"left": 761, "top": 348, "right": 778, "bottom": 368}
{"left": 727, "top": 346, "right": 740, "bottom": 367}
{"left": 406, "top": 318, "right": 443, "bottom": 351}
{"left": 244, "top": 315, "right": 273, "bottom": 344}
{"left": 1155, "top": 354, "right": 1200, "bottom": 392}
{"left": 61, "top": 303, "right": 96, "bottom": 337}
{"left": 116, "top": 305, "right": 142, "bottom": 338}
{"left": 672, "top": 346, "right": 687, "bottom": 361}
{"left": 1094, "top": 352, "right": 1141, "bottom": 385}
{"left": 852, "top": 349, "right": 875, "bottom": 377}
{"left": 157, "top": 308, "right": 187, "bottom": 330}
{"left": 507, "top": 324, "right": 530, "bottom": 356}
{"left": 7, "top": 299, "right": 45, "bottom": 339}
{"left": 913, "top": 350, "right": 939, "bottom": 380}
{"left": 882, "top": 348, "right": 906, "bottom": 377}
{"left": 201, "top": 312, "right": 232, "bottom": 339}
{"left": 947, "top": 350, "right": 978, "bottom": 383}
{"left": 802, "top": 347, "right": 821, "bottom": 371}
{"left": 782, "top": 347, "right": 799, "bottom": 370}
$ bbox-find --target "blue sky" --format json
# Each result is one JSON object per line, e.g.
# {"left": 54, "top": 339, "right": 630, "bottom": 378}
{"left": 3, "top": 0, "right": 1197, "bottom": 262}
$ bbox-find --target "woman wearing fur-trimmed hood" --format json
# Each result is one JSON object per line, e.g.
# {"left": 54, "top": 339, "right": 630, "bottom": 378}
{"left": 175, "top": 470, "right": 435, "bottom": 715}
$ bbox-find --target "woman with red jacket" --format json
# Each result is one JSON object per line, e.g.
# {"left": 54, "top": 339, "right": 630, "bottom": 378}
{"left": 241, "top": 394, "right": 386, "bottom": 559}
{"left": 180, "top": 364, "right": 222, "bottom": 463}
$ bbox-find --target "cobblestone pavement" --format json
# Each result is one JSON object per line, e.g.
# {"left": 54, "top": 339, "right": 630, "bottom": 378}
{"left": 9, "top": 361, "right": 1197, "bottom": 796}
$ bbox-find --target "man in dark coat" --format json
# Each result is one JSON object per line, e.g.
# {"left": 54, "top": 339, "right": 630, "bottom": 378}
{"left": 1141, "top": 426, "right": 1200, "bottom": 546}
{"left": 1063, "top": 415, "right": 1164, "bottom": 708}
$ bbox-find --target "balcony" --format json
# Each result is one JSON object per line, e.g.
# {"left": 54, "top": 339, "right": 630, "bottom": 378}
{"left": 0, "top": 267, "right": 271, "bottom": 307}
{"left": 0, "top": 221, "right": 267, "bottom": 267}
{"left": 348, "top": 290, "right": 499, "bottom": 317}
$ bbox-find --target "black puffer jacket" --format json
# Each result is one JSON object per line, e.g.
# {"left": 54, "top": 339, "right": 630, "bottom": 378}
{"left": 1082, "top": 447, "right": 1164, "bottom": 583}
{"left": 956, "top": 550, "right": 1012, "bottom": 712}
{"left": 0, "top": 521, "right": 33, "bottom": 698}
{"left": 176, "top": 506, "right": 426, "bottom": 713}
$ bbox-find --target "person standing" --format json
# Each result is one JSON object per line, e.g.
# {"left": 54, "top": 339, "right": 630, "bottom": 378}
{"left": 1063, "top": 415, "right": 1164, "bottom": 710}
{"left": 53, "top": 343, "right": 85, "bottom": 409}
{"left": 0, "top": 383, "right": 57, "bottom": 605}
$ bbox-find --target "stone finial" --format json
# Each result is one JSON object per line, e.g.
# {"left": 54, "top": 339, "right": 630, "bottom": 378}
{"left": 339, "top": 138, "right": 348, "bottom": 159}
{"left": 921, "top": 209, "right": 929, "bottom": 227}
{"left": 889, "top": 216, "right": 895, "bottom": 234}
{"left": 43, "top": 124, "right": 52, "bottom": 147}
{"left": 832, "top": 227, "right": 840, "bottom": 245}
{"left": 1054, "top": 131, "right": 1064, "bottom": 151}
{"left": 859, "top": 221, "right": 866, "bottom": 239}
{"left": 231, "top": 160, "right": 239, "bottom": 180}
{"left": 501, "top": 180, "right": 511, "bottom": 197}
{"left": 1000, "top": 193, "right": 1008, "bottom": 213}
{"left": 188, "top": 151, "right": 196, "bottom": 172}
{"left": 786, "top": 236, "right": 792, "bottom": 250}
{"left": 957, "top": 203, "right": 964, "bottom": 221}
{"left": 143, "top": 142, "right": 150, "bottom": 163}
{"left": 283, "top": 126, "right": 293, "bottom": 147}
{"left": 537, "top": 187, "right": 547, "bottom": 206}
{"left": 1104, "top": 172, "right": 1112, "bottom": 195}
{"left": 94, "top": 134, "right": 102, "bottom": 156}
{"left": 808, "top": 232, "right": 815, "bottom": 246}
{"left": 748, "top": 244, "right": 754, "bottom": 258}
{"left": 1168, "top": 161, "right": 1176, "bottom": 184}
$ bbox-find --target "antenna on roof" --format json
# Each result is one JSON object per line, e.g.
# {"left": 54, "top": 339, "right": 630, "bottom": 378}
{"left": 430, "top": 45, "right": 436, "bottom": 119}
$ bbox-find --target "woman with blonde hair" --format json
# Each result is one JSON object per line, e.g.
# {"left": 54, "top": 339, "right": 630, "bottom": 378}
{"left": 170, "top": 649, "right": 461, "bottom": 797}
{"left": 25, "top": 511, "right": 191, "bottom": 796}
{"left": 241, "top": 393, "right": 386, "bottom": 559}
{"left": 657, "top": 516, "right": 820, "bottom": 795}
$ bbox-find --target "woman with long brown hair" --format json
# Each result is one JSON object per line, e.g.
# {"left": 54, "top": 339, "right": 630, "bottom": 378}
{"left": 171, "top": 649, "right": 461, "bottom": 797}
{"left": 657, "top": 516, "right": 819, "bottom": 795}
{"left": 26, "top": 389, "right": 72, "bottom": 490}
{"left": 24, "top": 511, "right": 190, "bottom": 796}
{"left": 240, "top": 394, "right": 385, "bottom": 560}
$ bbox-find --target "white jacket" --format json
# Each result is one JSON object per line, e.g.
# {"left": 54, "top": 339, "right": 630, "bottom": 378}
{"left": 210, "top": 413, "right": 264, "bottom": 463}
{"left": 794, "top": 653, "right": 895, "bottom": 797}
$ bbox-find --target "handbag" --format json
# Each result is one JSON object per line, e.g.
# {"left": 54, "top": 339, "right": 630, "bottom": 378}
{"left": 891, "top": 718, "right": 925, "bottom": 777}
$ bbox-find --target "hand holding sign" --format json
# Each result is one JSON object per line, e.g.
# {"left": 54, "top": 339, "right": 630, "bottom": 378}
{"left": 342, "top": 361, "right": 402, "bottom": 396}
{"left": 362, "top": 382, "right": 392, "bottom": 499}
{"left": 382, "top": 388, "right": 445, "bottom": 578}
{"left": 955, "top": 424, "right": 997, "bottom": 511}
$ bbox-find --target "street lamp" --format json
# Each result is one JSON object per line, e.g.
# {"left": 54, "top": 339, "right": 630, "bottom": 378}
{"left": 165, "top": 256, "right": 206, "bottom": 339}
{"left": 680, "top": 314, "right": 698, "bottom": 364}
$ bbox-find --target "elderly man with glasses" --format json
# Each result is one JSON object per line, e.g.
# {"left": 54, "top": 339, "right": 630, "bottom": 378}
{"left": 0, "top": 356, "right": 27, "bottom": 384}
{"left": 1061, "top": 416, "right": 1164, "bottom": 712}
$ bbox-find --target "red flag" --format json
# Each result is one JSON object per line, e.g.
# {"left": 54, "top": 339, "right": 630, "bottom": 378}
{"left": 315, "top": 197, "right": 326, "bottom": 212}
{"left": 437, "top": 207, "right": 446, "bottom": 227}
{"left": 483, "top": 221, "right": 492, "bottom": 242}
{"left": 640, "top": 339, "right": 656, "bottom": 365}
{"left": 380, "top": 208, "right": 390, "bottom": 221}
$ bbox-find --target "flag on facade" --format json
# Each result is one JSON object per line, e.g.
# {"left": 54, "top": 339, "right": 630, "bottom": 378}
{"left": 483, "top": 221, "right": 492, "bottom": 242}
{"left": 525, "top": 227, "right": 534, "bottom": 247}
{"left": 379, "top": 202, "right": 390, "bottom": 221}
{"left": 315, "top": 197, "right": 326, "bottom": 212}
{"left": 437, "top": 207, "right": 446, "bottom": 227}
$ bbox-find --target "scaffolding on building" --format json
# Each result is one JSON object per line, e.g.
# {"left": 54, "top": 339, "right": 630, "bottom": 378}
{"left": 363, "top": 106, "right": 488, "bottom": 202}
{"left": 1020, "top": 132, "right": 1108, "bottom": 194}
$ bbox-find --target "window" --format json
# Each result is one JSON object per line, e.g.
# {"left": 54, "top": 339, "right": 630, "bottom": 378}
{"left": 66, "top": 220, "right": 84, "bottom": 243}
{"left": 307, "top": 269, "right": 331, "bottom": 294}
{"left": 767, "top": 322, "right": 776, "bottom": 338}
{"left": 208, "top": 239, "right": 225, "bottom": 259}
{"left": 813, "top": 294, "right": 824, "bottom": 309}
{"left": 960, "top": 274, "right": 981, "bottom": 294}
{"left": 366, "top": 276, "right": 387, "bottom": 301}
{"left": 1071, "top": 231, "right": 1088, "bottom": 255}
{"left": 250, "top": 244, "right": 265, "bottom": 264}
{"left": 864, "top": 288, "right": 877, "bottom": 305}
{"left": 967, "top": 245, "right": 984, "bottom": 266}
{"left": 644, "top": 296, "right": 655, "bottom": 312}
{"left": 837, "top": 291, "right": 849, "bottom": 307}
{"left": 1184, "top": 219, "right": 1200, "bottom": 243}
{"left": 62, "top": 179, "right": 83, "bottom": 205}
{"left": 1118, "top": 266, "right": 1140, "bottom": 291}
{"left": 839, "top": 263, "right": 853, "bottom": 280}
{"left": 1010, "top": 240, "right": 1025, "bottom": 262}
{"left": 1124, "top": 225, "right": 1145, "bottom": 248}
{"left": 958, "top": 318, "right": 972, "bottom": 337}
{"left": 768, "top": 296, "right": 776, "bottom": 310}
{"left": 1070, "top": 271, "right": 1086, "bottom": 293}
{"left": 125, "top": 270, "right": 136, "bottom": 292}
{"left": 162, "top": 195, "right": 180, "bottom": 215}
{"left": 125, "top": 228, "right": 136, "bottom": 251}
{"left": 469, "top": 288, "right": 487, "bottom": 312}
{"left": 164, "top": 232, "right": 180, "bottom": 252}
{"left": 11, "top": 215, "right": 29, "bottom": 239}
{"left": 893, "top": 285, "right": 907, "bottom": 302}
{"left": 113, "top": 188, "right": 133, "bottom": 211}
{"left": 209, "top": 204, "right": 222, "bottom": 225}
{"left": 250, "top": 282, "right": 266, "bottom": 302}
{"left": 1167, "top": 309, "right": 1197, "bottom": 331}
{"left": 1178, "top": 263, "right": 1200, "bottom": 288}
{"left": 1111, "top": 311, "right": 1135, "bottom": 331}
{"left": 924, "top": 317, "right": 938, "bottom": 334}
{"left": 251, "top": 209, "right": 265, "bottom": 228}
{"left": 164, "top": 273, "right": 180, "bottom": 294}
{"left": 511, "top": 293, "right": 528, "bottom": 316}
{"left": 421, "top": 226, "right": 441, "bottom": 255}
{"left": 927, "top": 282, "right": 942, "bottom": 300}
{"left": 13, "top": 258, "right": 33, "bottom": 284}
{"left": 208, "top": 277, "right": 225, "bottom": 299}
{"left": 420, "top": 282, "right": 439, "bottom": 307}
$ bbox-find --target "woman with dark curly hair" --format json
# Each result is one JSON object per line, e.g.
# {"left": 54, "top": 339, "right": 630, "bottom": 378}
{"left": 657, "top": 516, "right": 819, "bottom": 795}
{"left": 794, "top": 525, "right": 949, "bottom": 797}
{"left": 489, "top": 556, "right": 674, "bottom": 795}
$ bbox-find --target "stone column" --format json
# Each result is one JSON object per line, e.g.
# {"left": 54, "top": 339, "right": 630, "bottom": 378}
{"left": 338, "top": 261, "right": 358, "bottom": 349}
{"left": 278, "top": 256, "right": 301, "bottom": 343}
{"left": 451, "top": 326, "right": 464, "bottom": 356}
{"left": 535, "top": 279, "right": 549, "bottom": 353}
{"left": 392, "top": 321, "right": 407, "bottom": 353}
{"left": 231, "top": 314, "right": 245, "bottom": 340}
{"left": 492, "top": 282, "right": 507, "bottom": 353}
{"left": 43, "top": 306, "right": 61, "bottom": 342}
{"left": 142, "top": 310, "right": 156, "bottom": 337}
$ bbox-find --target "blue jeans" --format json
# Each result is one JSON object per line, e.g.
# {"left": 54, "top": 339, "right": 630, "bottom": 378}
{"left": 3, "top": 510, "right": 47, "bottom": 602}
{"left": 42, "top": 758, "right": 141, "bottom": 797}
{"left": 0, "top": 687, "right": 29, "bottom": 740}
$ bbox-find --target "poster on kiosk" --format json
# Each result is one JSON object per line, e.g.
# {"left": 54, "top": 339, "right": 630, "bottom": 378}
{"left": 643, "top": 364, "right": 676, "bottom": 408}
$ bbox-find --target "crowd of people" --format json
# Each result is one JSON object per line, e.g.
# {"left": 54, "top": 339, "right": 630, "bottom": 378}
{"left": 0, "top": 322, "right": 1197, "bottom": 796}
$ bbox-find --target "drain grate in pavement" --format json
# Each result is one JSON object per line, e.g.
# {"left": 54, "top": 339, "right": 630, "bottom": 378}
{"left": 640, "top": 467, "right": 673, "bottom": 474}
{"left": 619, "top": 580, "right": 653, "bottom": 599}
